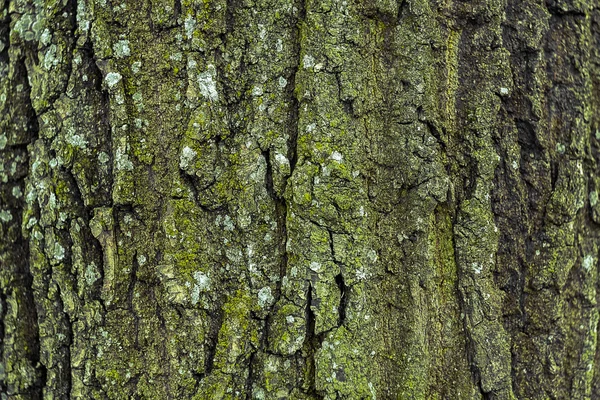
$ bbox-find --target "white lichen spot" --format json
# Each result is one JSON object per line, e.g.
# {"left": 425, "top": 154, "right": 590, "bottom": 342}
{"left": 131, "top": 61, "right": 141, "bottom": 74}
{"left": 500, "top": 87, "right": 509, "bottom": 95}
{"left": 198, "top": 65, "right": 218, "bottom": 101}
{"left": 356, "top": 267, "right": 368, "bottom": 280}
{"left": 48, "top": 193, "right": 58, "bottom": 210}
{"left": 115, "top": 147, "right": 133, "bottom": 171}
{"left": 98, "top": 151, "right": 110, "bottom": 164}
{"left": 12, "top": 186, "right": 22, "bottom": 198}
{"left": 223, "top": 215, "right": 235, "bottom": 231}
{"left": 254, "top": 388, "right": 266, "bottom": 400}
{"left": 184, "top": 15, "right": 196, "bottom": 39}
{"left": 258, "top": 24, "right": 266, "bottom": 40}
{"left": 590, "top": 191, "right": 598, "bottom": 207}
{"left": 85, "top": 263, "right": 100, "bottom": 285}
{"left": 276, "top": 38, "right": 283, "bottom": 52}
{"left": 367, "top": 249, "right": 378, "bottom": 263}
{"left": 303, "top": 54, "right": 315, "bottom": 69}
{"left": 105, "top": 72, "right": 122, "bottom": 89}
{"left": 25, "top": 187, "right": 37, "bottom": 204}
{"left": 137, "top": 254, "right": 147, "bottom": 266}
{"left": 43, "top": 44, "right": 59, "bottom": 70}
{"left": 511, "top": 160, "right": 518, "bottom": 170}
{"left": 278, "top": 76, "right": 287, "bottom": 88}
{"left": 0, "top": 210, "right": 12, "bottom": 222}
{"left": 40, "top": 28, "right": 52, "bottom": 45}
{"left": 179, "top": 146, "right": 197, "bottom": 169}
{"left": 190, "top": 286, "right": 200, "bottom": 305}
{"left": 306, "top": 123, "right": 316, "bottom": 133}
{"left": 252, "top": 85, "right": 264, "bottom": 97}
{"left": 275, "top": 153, "right": 289, "bottom": 167}
{"left": 66, "top": 129, "right": 87, "bottom": 148}
{"left": 33, "top": 229, "right": 43, "bottom": 240}
{"left": 54, "top": 243, "right": 65, "bottom": 260}
{"left": 113, "top": 40, "right": 130, "bottom": 58}
{"left": 170, "top": 52, "right": 183, "bottom": 61}
{"left": 258, "top": 286, "right": 274, "bottom": 308}
{"left": 309, "top": 261, "right": 322, "bottom": 272}
{"left": 132, "top": 91, "right": 143, "bottom": 105}
{"left": 472, "top": 262, "right": 482, "bottom": 274}
{"left": 76, "top": 1, "right": 90, "bottom": 32}
{"left": 583, "top": 254, "right": 595, "bottom": 272}
{"left": 0, "top": 133, "right": 7, "bottom": 150}
{"left": 330, "top": 151, "right": 343, "bottom": 162}
{"left": 193, "top": 271, "right": 211, "bottom": 290}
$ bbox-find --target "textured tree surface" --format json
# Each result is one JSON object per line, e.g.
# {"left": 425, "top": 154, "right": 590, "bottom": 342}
{"left": 2, "top": 0, "right": 600, "bottom": 398}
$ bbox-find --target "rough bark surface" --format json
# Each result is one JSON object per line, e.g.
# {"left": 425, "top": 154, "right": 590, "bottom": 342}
{"left": 2, "top": 0, "right": 600, "bottom": 398}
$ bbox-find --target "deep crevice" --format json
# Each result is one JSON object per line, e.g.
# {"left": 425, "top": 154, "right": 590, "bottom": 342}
{"left": 302, "top": 281, "right": 324, "bottom": 399}
{"left": 200, "top": 304, "right": 225, "bottom": 380}
{"left": 334, "top": 274, "right": 348, "bottom": 327}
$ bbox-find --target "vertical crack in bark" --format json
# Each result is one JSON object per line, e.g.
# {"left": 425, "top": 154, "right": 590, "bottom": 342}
{"left": 302, "top": 281, "right": 324, "bottom": 399}
{"left": 201, "top": 305, "right": 224, "bottom": 380}
{"left": 244, "top": 350, "right": 256, "bottom": 399}
{"left": 287, "top": 0, "right": 304, "bottom": 178}
{"left": 0, "top": 6, "right": 46, "bottom": 393}
{"left": 290, "top": 0, "right": 309, "bottom": 394}
{"left": 334, "top": 273, "right": 348, "bottom": 327}
{"left": 261, "top": 147, "right": 288, "bottom": 346}
{"left": 328, "top": 229, "right": 348, "bottom": 328}
{"left": 53, "top": 280, "right": 74, "bottom": 397}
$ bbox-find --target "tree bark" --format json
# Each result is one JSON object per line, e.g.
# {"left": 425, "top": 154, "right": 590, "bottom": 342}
{"left": 2, "top": 0, "right": 600, "bottom": 398}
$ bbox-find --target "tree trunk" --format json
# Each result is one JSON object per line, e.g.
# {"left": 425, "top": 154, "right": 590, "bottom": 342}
{"left": 2, "top": 0, "right": 600, "bottom": 398}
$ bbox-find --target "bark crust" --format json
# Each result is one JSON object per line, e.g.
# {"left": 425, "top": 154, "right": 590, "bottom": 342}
{"left": 1, "top": 0, "right": 600, "bottom": 398}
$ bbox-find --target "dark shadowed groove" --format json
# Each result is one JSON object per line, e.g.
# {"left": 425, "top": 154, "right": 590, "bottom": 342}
{"left": 201, "top": 304, "right": 225, "bottom": 380}
{"left": 334, "top": 273, "right": 348, "bottom": 327}
{"left": 261, "top": 146, "right": 289, "bottom": 351}
{"left": 2, "top": 6, "right": 46, "bottom": 393}
{"left": 287, "top": 0, "right": 305, "bottom": 176}
{"left": 302, "top": 281, "right": 324, "bottom": 399}
{"left": 244, "top": 350, "right": 257, "bottom": 399}
{"left": 328, "top": 228, "right": 348, "bottom": 327}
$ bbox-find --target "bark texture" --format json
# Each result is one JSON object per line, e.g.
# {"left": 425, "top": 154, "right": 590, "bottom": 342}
{"left": 1, "top": 0, "right": 600, "bottom": 398}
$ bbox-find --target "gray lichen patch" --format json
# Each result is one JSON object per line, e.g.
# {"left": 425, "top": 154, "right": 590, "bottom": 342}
{"left": 105, "top": 72, "right": 122, "bottom": 88}
{"left": 198, "top": 65, "right": 218, "bottom": 101}
{"left": 112, "top": 40, "right": 131, "bottom": 58}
